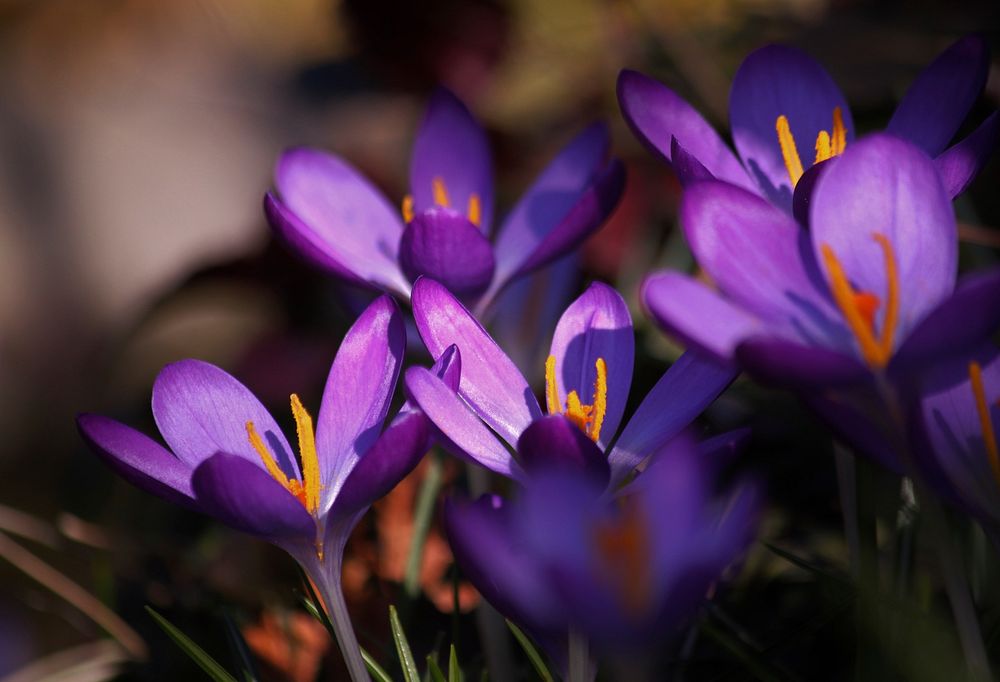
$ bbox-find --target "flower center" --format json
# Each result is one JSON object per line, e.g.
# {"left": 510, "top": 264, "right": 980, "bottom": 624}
{"left": 544, "top": 354, "right": 608, "bottom": 442}
{"left": 246, "top": 394, "right": 322, "bottom": 515}
{"left": 820, "top": 233, "right": 900, "bottom": 369}
{"left": 401, "top": 176, "right": 481, "bottom": 226}
{"left": 775, "top": 106, "right": 847, "bottom": 187}
{"left": 593, "top": 498, "right": 652, "bottom": 617}
{"left": 968, "top": 361, "right": 1000, "bottom": 488}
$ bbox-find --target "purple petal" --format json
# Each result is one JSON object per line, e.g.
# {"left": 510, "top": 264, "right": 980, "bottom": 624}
{"left": 891, "top": 268, "right": 1000, "bottom": 372}
{"left": 270, "top": 148, "right": 410, "bottom": 294}
{"left": 917, "top": 346, "right": 1000, "bottom": 521}
{"left": 490, "top": 124, "right": 624, "bottom": 295}
{"left": 934, "top": 111, "right": 1000, "bottom": 198}
{"left": 409, "top": 88, "right": 494, "bottom": 231}
{"left": 329, "top": 410, "right": 430, "bottom": 520}
{"left": 412, "top": 278, "right": 542, "bottom": 445}
{"left": 790, "top": 157, "right": 832, "bottom": 226}
{"left": 617, "top": 70, "right": 754, "bottom": 190}
{"left": 152, "top": 359, "right": 298, "bottom": 476}
{"left": 444, "top": 495, "right": 563, "bottom": 634}
{"left": 681, "top": 180, "right": 847, "bottom": 348}
{"left": 670, "top": 136, "right": 716, "bottom": 186}
{"left": 735, "top": 336, "right": 871, "bottom": 389}
{"left": 811, "top": 133, "right": 957, "bottom": 342}
{"left": 77, "top": 414, "right": 195, "bottom": 507}
{"left": 316, "top": 295, "right": 405, "bottom": 499}
{"left": 608, "top": 352, "right": 736, "bottom": 486}
{"left": 888, "top": 35, "right": 990, "bottom": 156}
{"left": 516, "top": 415, "right": 610, "bottom": 484}
{"left": 404, "top": 366, "right": 523, "bottom": 480}
{"left": 641, "top": 271, "right": 762, "bottom": 364}
{"left": 548, "top": 282, "right": 633, "bottom": 449}
{"left": 398, "top": 208, "right": 496, "bottom": 302}
{"left": 191, "top": 453, "right": 316, "bottom": 541}
{"left": 730, "top": 45, "right": 853, "bottom": 211}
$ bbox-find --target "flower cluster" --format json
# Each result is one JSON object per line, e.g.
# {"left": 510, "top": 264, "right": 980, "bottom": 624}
{"left": 78, "top": 34, "right": 1000, "bottom": 680}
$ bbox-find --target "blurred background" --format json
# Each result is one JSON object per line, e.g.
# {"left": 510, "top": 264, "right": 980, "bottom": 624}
{"left": 0, "top": 0, "right": 998, "bottom": 679}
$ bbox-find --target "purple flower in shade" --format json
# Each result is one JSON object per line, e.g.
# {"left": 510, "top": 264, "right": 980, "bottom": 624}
{"left": 914, "top": 346, "right": 1000, "bottom": 531}
{"left": 444, "top": 432, "right": 760, "bottom": 653}
{"left": 403, "top": 277, "right": 737, "bottom": 489}
{"left": 76, "top": 295, "right": 430, "bottom": 682}
{"left": 264, "top": 88, "right": 625, "bottom": 313}
{"left": 641, "top": 133, "right": 1000, "bottom": 470}
{"left": 618, "top": 35, "right": 999, "bottom": 219}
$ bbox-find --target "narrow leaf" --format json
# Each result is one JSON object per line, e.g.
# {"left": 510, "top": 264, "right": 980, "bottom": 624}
{"left": 448, "top": 644, "right": 461, "bottom": 682}
{"left": 220, "top": 609, "right": 259, "bottom": 682}
{"left": 362, "top": 647, "right": 394, "bottom": 682}
{"left": 390, "top": 604, "right": 421, "bottom": 682}
{"left": 505, "top": 619, "right": 555, "bottom": 682}
{"left": 145, "top": 606, "right": 238, "bottom": 682}
{"left": 427, "top": 654, "right": 447, "bottom": 682}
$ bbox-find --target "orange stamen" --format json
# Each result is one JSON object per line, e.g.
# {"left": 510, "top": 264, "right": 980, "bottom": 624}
{"left": 821, "top": 233, "right": 900, "bottom": 369}
{"left": 831, "top": 106, "right": 847, "bottom": 156}
{"left": 432, "top": 176, "right": 450, "bottom": 208}
{"left": 776, "top": 115, "right": 804, "bottom": 186}
{"left": 245, "top": 395, "right": 323, "bottom": 515}
{"left": 543, "top": 355, "right": 608, "bottom": 442}
{"left": 969, "top": 362, "right": 1000, "bottom": 488}
{"left": 593, "top": 499, "right": 651, "bottom": 616}
{"left": 468, "top": 193, "right": 481, "bottom": 226}
{"left": 814, "top": 130, "right": 833, "bottom": 164}
{"left": 401, "top": 195, "right": 414, "bottom": 223}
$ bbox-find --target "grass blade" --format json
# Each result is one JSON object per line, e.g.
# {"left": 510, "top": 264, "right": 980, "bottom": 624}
{"left": 427, "top": 654, "right": 447, "bottom": 682}
{"left": 405, "top": 453, "right": 444, "bottom": 598}
{"left": 505, "top": 619, "right": 554, "bottom": 682}
{"left": 220, "top": 609, "right": 259, "bottom": 682}
{"left": 448, "top": 644, "right": 461, "bottom": 682}
{"left": 145, "top": 606, "right": 237, "bottom": 682}
{"left": 362, "top": 647, "right": 394, "bottom": 682}
{"left": 390, "top": 604, "right": 421, "bottom": 682}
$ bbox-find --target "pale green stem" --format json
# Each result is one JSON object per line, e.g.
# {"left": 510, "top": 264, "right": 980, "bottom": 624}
{"left": 567, "top": 629, "right": 589, "bottom": 682}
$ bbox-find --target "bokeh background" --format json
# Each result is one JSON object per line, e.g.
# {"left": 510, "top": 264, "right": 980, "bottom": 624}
{"left": 1, "top": 0, "right": 999, "bottom": 679}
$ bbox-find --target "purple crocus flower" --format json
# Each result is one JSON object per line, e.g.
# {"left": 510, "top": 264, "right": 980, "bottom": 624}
{"left": 403, "top": 277, "right": 736, "bottom": 489}
{"left": 264, "top": 88, "right": 625, "bottom": 314}
{"left": 77, "top": 295, "right": 429, "bottom": 682}
{"left": 642, "top": 133, "right": 1000, "bottom": 469}
{"left": 618, "top": 35, "right": 998, "bottom": 217}
{"left": 914, "top": 346, "right": 1000, "bottom": 532}
{"left": 445, "top": 432, "right": 760, "bottom": 653}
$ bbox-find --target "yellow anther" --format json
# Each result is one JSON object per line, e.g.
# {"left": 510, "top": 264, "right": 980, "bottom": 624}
{"left": 290, "top": 394, "right": 321, "bottom": 514}
{"left": 821, "top": 233, "right": 900, "bottom": 369}
{"left": 402, "top": 195, "right": 414, "bottom": 223}
{"left": 776, "top": 115, "right": 804, "bottom": 187}
{"left": 969, "top": 362, "right": 1000, "bottom": 489}
{"left": 544, "top": 355, "right": 560, "bottom": 414}
{"left": 543, "top": 355, "right": 609, "bottom": 442}
{"left": 814, "top": 130, "right": 832, "bottom": 164}
{"left": 467, "top": 193, "right": 481, "bottom": 226}
{"left": 247, "top": 421, "right": 293, "bottom": 490}
{"left": 245, "top": 396, "right": 322, "bottom": 515}
{"left": 593, "top": 499, "right": 651, "bottom": 616}
{"left": 831, "top": 106, "right": 847, "bottom": 156}
{"left": 432, "top": 176, "right": 450, "bottom": 208}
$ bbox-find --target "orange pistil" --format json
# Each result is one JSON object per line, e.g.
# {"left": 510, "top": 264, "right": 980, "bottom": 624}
{"left": 544, "top": 355, "right": 608, "bottom": 442}
{"left": 247, "top": 394, "right": 322, "bottom": 515}
{"left": 775, "top": 106, "right": 848, "bottom": 186}
{"left": 593, "top": 499, "right": 652, "bottom": 616}
{"left": 969, "top": 362, "right": 1000, "bottom": 488}
{"left": 401, "top": 177, "right": 482, "bottom": 226}
{"left": 820, "top": 233, "right": 900, "bottom": 369}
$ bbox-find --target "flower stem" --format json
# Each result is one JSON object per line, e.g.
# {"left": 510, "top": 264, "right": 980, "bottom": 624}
{"left": 314, "top": 565, "right": 371, "bottom": 682}
{"left": 567, "top": 629, "right": 589, "bottom": 682}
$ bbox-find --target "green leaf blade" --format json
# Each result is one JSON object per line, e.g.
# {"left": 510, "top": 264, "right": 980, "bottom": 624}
{"left": 390, "top": 604, "right": 421, "bottom": 682}
{"left": 145, "top": 606, "right": 238, "bottom": 682}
